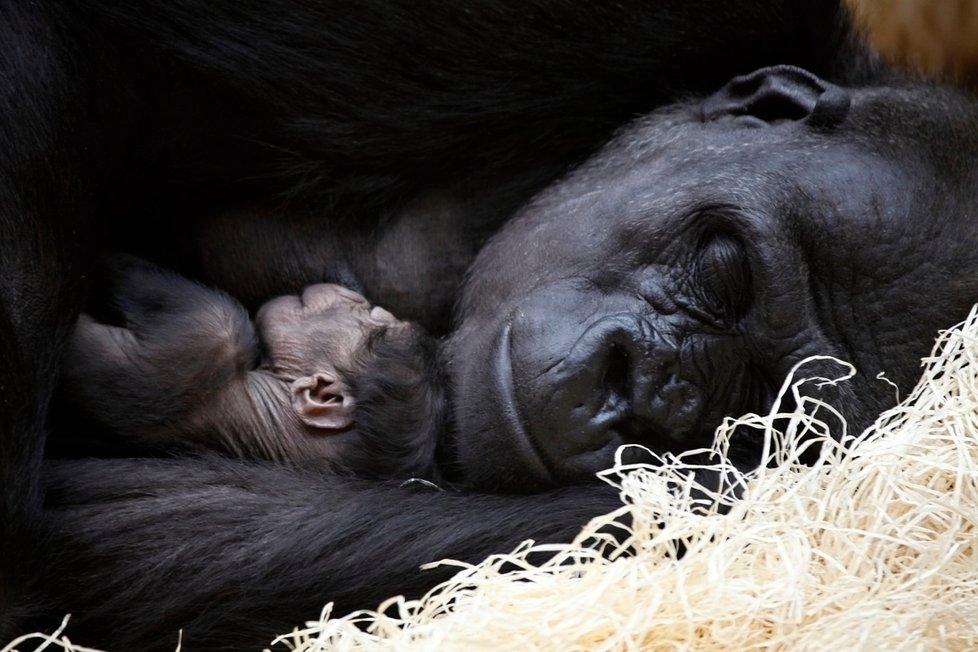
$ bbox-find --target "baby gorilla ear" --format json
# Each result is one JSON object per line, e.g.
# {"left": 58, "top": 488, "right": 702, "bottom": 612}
{"left": 290, "top": 373, "right": 354, "bottom": 431}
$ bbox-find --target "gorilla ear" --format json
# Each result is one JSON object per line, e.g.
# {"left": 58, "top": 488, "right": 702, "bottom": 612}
{"left": 291, "top": 372, "right": 354, "bottom": 431}
{"left": 701, "top": 64, "right": 850, "bottom": 129}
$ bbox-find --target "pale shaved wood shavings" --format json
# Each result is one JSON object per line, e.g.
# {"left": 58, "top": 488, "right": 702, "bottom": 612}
{"left": 272, "top": 307, "right": 978, "bottom": 652}
{"left": 0, "top": 616, "right": 137, "bottom": 652}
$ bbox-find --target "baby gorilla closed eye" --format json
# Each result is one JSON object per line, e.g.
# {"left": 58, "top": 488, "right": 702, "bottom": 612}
{"left": 57, "top": 258, "right": 445, "bottom": 480}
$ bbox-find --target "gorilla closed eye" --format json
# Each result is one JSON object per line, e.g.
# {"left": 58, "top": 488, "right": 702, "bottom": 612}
{"left": 694, "top": 233, "right": 752, "bottom": 323}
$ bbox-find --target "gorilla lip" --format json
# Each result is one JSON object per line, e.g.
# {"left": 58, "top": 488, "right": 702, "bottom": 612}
{"left": 494, "top": 321, "right": 554, "bottom": 483}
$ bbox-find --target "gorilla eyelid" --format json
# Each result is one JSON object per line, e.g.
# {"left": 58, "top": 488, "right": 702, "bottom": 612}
{"left": 693, "top": 233, "right": 753, "bottom": 323}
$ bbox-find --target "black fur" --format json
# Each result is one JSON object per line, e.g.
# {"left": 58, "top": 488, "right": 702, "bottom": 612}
{"left": 56, "top": 257, "right": 258, "bottom": 440}
{"left": 0, "top": 1, "right": 889, "bottom": 649}
{"left": 343, "top": 324, "right": 447, "bottom": 480}
{"left": 38, "top": 457, "right": 619, "bottom": 650}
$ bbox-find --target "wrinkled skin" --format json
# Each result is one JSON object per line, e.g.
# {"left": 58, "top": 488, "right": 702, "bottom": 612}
{"left": 449, "top": 75, "right": 978, "bottom": 489}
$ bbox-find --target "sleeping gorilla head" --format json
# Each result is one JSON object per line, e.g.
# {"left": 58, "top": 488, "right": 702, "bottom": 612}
{"left": 449, "top": 67, "right": 978, "bottom": 489}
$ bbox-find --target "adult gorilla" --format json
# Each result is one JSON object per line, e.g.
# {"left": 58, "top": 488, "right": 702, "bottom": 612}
{"left": 2, "top": 1, "right": 975, "bottom": 650}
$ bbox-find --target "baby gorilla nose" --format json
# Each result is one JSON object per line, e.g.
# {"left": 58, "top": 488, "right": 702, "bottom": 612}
{"left": 508, "top": 309, "right": 707, "bottom": 481}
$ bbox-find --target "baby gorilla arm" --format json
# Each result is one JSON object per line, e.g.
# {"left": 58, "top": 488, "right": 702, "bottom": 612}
{"left": 60, "top": 257, "right": 261, "bottom": 452}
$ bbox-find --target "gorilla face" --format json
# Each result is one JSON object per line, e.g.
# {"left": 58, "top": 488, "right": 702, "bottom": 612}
{"left": 448, "top": 70, "right": 978, "bottom": 490}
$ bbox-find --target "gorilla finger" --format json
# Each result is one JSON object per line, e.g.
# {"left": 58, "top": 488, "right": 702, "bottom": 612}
{"left": 64, "top": 313, "right": 140, "bottom": 373}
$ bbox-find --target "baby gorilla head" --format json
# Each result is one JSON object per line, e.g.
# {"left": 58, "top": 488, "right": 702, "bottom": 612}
{"left": 252, "top": 284, "right": 445, "bottom": 478}
{"left": 255, "top": 284, "right": 402, "bottom": 434}
{"left": 57, "top": 260, "right": 444, "bottom": 480}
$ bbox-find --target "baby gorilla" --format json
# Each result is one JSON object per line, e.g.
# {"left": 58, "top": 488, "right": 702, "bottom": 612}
{"left": 58, "top": 259, "right": 444, "bottom": 480}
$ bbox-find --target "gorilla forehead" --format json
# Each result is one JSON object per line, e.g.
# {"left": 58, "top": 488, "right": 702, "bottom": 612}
{"left": 465, "top": 83, "right": 978, "bottom": 306}
{"left": 459, "top": 81, "right": 978, "bottom": 331}
{"left": 448, "top": 78, "right": 978, "bottom": 489}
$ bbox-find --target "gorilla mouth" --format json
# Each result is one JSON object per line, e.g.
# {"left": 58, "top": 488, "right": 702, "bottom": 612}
{"left": 493, "top": 321, "right": 555, "bottom": 484}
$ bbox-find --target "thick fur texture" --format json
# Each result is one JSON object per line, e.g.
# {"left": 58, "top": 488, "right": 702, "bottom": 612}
{"left": 0, "top": 1, "right": 888, "bottom": 649}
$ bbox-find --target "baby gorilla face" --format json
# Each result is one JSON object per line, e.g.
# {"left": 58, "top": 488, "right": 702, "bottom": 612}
{"left": 251, "top": 283, "right": 443, "bottom": 478}
{"left": 255, "top": 283, "right": 400, "bottom": 379}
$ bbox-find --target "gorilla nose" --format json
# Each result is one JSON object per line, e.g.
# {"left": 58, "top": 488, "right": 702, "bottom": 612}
{"left": 510, "top": 312, "right": 706, "bottom": 478}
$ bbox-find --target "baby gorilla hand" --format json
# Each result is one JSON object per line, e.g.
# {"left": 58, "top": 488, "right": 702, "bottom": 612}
{"left": 61, "top": 313, "right": 149, "bottom": 428}
{"left": 60, "top": 256, "right": 258, "bottom": 441}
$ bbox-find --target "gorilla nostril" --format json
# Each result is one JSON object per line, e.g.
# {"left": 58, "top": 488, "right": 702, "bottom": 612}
{"left": 601, "top": 344, "right": 631, "bottom": 408}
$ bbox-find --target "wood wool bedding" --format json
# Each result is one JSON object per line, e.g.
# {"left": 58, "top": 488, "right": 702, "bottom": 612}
{"left": 8, "top": 307, "right": 978, "bottom": 652}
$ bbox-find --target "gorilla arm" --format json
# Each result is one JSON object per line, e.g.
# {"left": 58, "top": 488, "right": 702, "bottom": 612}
{"left": 81, "top": 0, "right": 868, "bottom": 209}
{"left": 35, "top": 456, "right": 623, "bottom": 652}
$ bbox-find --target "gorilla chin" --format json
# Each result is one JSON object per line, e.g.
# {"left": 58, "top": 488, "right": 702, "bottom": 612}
{"left": 448, "top": 66, "right": 978, "bottom": 490}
